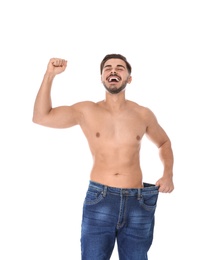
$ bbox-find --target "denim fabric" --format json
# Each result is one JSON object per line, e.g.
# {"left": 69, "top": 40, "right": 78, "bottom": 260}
{"left": 81, "top": 181, "right": 159, "bottom": 260}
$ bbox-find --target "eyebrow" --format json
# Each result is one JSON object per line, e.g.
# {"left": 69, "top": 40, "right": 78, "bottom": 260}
{"left": 104, "top": 64, "right": 126, "bottom": 69}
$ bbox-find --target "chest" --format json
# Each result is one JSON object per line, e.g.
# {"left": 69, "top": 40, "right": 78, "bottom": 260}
{"left": 81, "top": 109, "right": 147, "bottom": 143}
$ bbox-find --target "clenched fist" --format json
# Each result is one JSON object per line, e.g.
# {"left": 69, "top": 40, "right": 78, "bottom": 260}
{"left": 46, "top": 58, "right": 67, "bottom": 75}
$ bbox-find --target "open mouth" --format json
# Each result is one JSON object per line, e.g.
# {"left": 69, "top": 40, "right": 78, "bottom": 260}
{"left": 107, "top": 75, "right": 121, "bottom": 82}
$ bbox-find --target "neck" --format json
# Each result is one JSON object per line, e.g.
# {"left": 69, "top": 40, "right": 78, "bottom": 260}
{"left": 104, "top": 91, "right": 126, "bottom": 111}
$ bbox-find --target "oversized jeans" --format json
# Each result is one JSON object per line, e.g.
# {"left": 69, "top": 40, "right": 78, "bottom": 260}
{"left": 81, "top": 181, "right": 159, "bottom": 260}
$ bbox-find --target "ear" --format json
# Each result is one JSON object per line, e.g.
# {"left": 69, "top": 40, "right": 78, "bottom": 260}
{"left": 128, "top": 76, "right": 132, "bottom": 84}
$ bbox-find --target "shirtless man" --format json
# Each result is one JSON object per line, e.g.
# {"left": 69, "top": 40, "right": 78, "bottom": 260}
{"left": 33, "top": 54, "right": 174, "bottom": 260}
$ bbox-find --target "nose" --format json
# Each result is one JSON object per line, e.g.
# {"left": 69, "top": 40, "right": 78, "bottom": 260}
{"left": 111, "top": 70, "right": 117, "bottom": 74}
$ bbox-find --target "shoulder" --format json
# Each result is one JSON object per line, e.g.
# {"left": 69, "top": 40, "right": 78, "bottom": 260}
{"left": 126, "top": 100, "right": 158, "bottom": 128}
{"left": 72, "top": 100, "right": 104, "bottom": 117}
{"left": 127, "top": 100, "right": 156, "bottom": 117}
{"left": 72, "top": 100, "right": 99, "bottom": 110}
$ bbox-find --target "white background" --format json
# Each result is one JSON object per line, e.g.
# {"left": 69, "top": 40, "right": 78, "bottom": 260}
{"left": 0, "top": 0, "right": 210, "bottom": 259}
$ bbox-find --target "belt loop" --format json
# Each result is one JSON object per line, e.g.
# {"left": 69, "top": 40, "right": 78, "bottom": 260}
{"left": 103, "top": 185, "right": 107, "bottom": 197}
{"left": 137, "top": 188, "right": 141, "bottom": 200}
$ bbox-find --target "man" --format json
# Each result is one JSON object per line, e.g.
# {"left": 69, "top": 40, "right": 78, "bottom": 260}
{"left": 33, "top": 54, "right": 174, "bottom": 260}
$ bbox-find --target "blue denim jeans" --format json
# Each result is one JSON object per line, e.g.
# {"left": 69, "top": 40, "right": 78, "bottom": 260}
{"left": 81, "top": 181, "right": 159, "bottom": 260}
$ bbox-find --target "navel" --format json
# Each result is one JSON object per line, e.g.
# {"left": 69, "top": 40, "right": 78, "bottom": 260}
{"left": 96, "top": 132, "right": 100, "bottom": 138}
{"left": 136, "top": 135, "right": 140, "bottom": 141}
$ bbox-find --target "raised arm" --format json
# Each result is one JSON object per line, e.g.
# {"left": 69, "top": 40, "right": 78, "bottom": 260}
{"left": 32, "top": 58, "right": 80, "bottom": 128}
{"left": 145, "top": 109, "right": 174, "bottom": 193}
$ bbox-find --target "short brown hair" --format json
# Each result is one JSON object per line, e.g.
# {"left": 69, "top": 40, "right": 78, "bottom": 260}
{"left": 100, "top": 54, "right": 132, "bottom": 75}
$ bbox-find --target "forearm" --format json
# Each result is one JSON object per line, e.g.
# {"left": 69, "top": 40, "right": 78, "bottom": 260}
{"left": 32, "top": 72, "right": 55, "bottom": 123}
{"left": 159, "top": 140, "right": 174, "bottom": 177}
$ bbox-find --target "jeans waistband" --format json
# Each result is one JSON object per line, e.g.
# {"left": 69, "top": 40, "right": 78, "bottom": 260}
{"left": 89, "top": 180, "right": 159, "bottom": 197}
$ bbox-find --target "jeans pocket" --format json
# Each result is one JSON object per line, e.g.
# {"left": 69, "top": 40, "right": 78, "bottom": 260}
{"left": 138, "top": 193, "right": 159, "bottom": 211}
{"left": 84, "top": 188, "right": 104, "bottom": 206}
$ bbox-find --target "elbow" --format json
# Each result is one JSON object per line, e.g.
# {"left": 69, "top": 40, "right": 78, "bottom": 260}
{"left": 32, "top": 113, "right": 37, "bottom": 124}
{"left": 32, "top": 109, "right": 51, "bottom": 126}
{"left": 32, "top": 116, "right": 41, "bottom": 125}
{"left": 32, "top": 114, "right": 45, "bottom": 125}
{"left": 158, "top": 138, "right": 171, "bottom": 149}
{"left": 32, "top": 116, "right": 39, "bottom": 124}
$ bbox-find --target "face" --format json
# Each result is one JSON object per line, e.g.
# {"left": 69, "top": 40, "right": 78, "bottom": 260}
{"left": 101, "top": 58, "right": 132, "bottom": 94}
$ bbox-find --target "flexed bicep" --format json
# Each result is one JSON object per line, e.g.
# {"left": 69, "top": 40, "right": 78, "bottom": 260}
{"left": 43, "top": 105, "right": 80, "bottom": 128}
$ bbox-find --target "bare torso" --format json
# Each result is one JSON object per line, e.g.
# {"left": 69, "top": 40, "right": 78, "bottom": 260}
{"left": 78, "top": 100, "right": 149, "bottom": 188}
{"left": 33, "top": 58, "right": 174, "bottom": 193}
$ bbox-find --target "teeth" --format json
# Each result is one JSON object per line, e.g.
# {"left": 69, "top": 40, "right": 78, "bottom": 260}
{"left": 108, "top": 77, "right": 119, "bottom": 82}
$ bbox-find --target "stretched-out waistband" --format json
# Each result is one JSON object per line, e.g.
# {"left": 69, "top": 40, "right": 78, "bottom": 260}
{"left": 89, "top": 180, "right": 159, "bottom": 196}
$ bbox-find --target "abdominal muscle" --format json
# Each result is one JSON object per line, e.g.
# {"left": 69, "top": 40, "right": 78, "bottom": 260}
{"left": 89, "top": 149, "right": 144, "bottom": 189}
